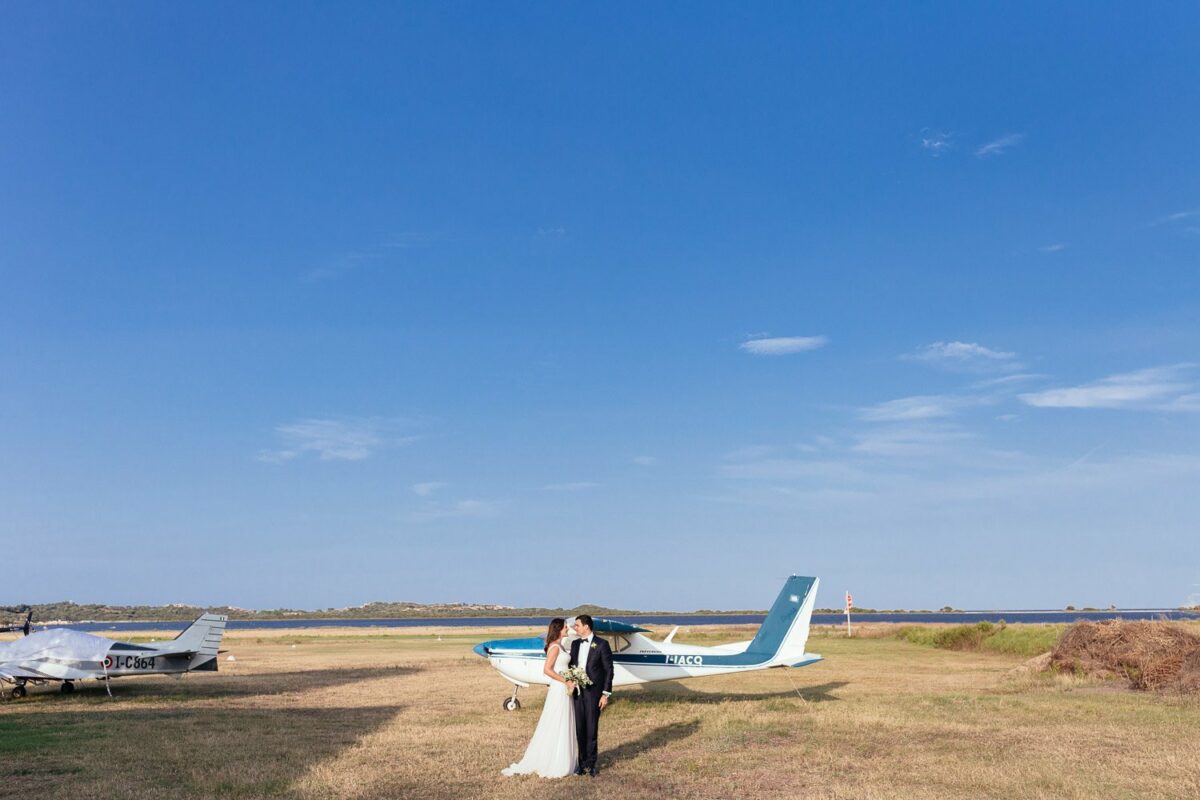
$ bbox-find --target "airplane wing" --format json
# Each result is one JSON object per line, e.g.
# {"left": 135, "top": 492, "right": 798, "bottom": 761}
{"left": 0, "top": 662, "right": 95, "bottom": 682}
{"left": 588, "top": 617, "right": 651, "bottom": 634}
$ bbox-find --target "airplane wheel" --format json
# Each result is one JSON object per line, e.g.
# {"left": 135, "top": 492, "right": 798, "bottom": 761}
{"left": 11, "top": 685, "right": 26, "bottom": 699}
{"left": 502, "top": 697, "right": 521, "bottom": 711}
{"left": 61, "top": 682, "right": 76, "bottom": 694}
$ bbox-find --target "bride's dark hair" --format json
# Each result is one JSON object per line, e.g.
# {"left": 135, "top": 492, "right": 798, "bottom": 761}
{"left": 543, "top": 618, "right": 567, "bottom": 652}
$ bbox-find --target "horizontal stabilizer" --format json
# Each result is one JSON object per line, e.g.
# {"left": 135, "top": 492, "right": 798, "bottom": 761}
{"left": 168, "top": 613, "right": 228, "bottom": 658}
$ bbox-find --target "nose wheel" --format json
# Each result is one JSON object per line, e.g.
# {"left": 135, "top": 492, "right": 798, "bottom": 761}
{"left": 502, "top": 687, "right": 521, "bottom": 711}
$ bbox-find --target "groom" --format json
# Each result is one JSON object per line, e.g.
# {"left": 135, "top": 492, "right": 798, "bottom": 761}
{"left": 569, "top": 614, "right": 613, "bottom": 777}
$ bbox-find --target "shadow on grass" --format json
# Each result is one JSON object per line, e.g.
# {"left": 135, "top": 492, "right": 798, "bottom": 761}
{"left": 602, "top": 719, "right": 701, "bottom": 768}
{"left": 8, "top": 665, "right": 421, "bottom": 704}
{"left": 620, "top": 679, "right": 848, "bottom": 705}
{"left": 0, "top": 700, "right": 407, "bottom": 797}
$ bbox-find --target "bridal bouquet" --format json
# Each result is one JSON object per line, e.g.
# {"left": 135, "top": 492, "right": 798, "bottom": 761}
{"left": 562, "top": 665, "right": 592, "bottom": 694}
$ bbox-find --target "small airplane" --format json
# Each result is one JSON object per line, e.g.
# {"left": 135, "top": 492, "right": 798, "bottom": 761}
{"left": 0, "top": 606, "right": 33, "bottom": 636}
{"left": 0, "top": 613, "right": 228, "bottom": 699}
{"left": 474, "top": 575, "right": 821, "bottom": 710}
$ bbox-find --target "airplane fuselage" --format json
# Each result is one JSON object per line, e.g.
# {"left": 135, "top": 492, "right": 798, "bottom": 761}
{"left": 474, "top": 576, "right": 823, "bottom": 701}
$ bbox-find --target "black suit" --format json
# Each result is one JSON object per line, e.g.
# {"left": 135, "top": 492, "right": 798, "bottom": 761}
{"left": 568, "top": 635, "right": 613, "bottom": 771}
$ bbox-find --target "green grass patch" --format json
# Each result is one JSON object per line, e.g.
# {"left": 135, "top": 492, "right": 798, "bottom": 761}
{"left": 0, "top": 718, "right": 98, "bottom": 756}
{"left": 895, "top": 622, "right": 1062, "bottom": 657}
{"left": 979, "top": 624, "right": 1062, "bottom": 655}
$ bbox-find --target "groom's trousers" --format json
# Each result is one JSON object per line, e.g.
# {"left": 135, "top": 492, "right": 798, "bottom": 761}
{"left": 574, "top": 688, "right": 602, "bottom": 770}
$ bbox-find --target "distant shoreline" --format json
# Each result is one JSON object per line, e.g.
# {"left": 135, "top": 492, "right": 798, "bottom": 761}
{"left": 10, "top": 603, "right": 1198, "bottom": 626}
{"left": 14, "top": 608, "right": 1199, "bottom": 633}
{"left": 32, "top": 608, "right": 1197, "bottom": 625}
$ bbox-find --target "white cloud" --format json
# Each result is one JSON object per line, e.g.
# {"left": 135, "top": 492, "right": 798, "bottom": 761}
{"left": 920, "top": 129, "right": 954, "bottom": 157}
{"left": 414, "top": 499, "right": 501, "bottom": 519}
{"left": 721, "top": 457, "right": 871, "bottom": 483}
{"left": 740, "top": 335, "right": 828, "bottom": 355}
{"left": 969, "top": 372, "right": 1044, "bottom": 389}
{"left": 631, "top": 455, "right": 658, "bottom": 466}
{"left": 1019, "top": 364, "right": 1199, "bottom": 411}
{"left": 302, "top": 233, "right": 439, "bottom": 282}
{"left": 411, "top": 481, "right": 447, "bottom": 496}
{"left": 851, "top": 424, "right": 975, "bottom": 458}
{"left": 975, "top": 133, "right": 1025, "bottom": 158}
{"left": 1039, "top": 243, "right": 1068, "bottom": 253}
{"left": 542, "top": 481, "right": 600, "bottom": 491}
{"left": 1147, "top": 209, "right": 1200, "bottom": 228}
{"left": 859, "top": 394, "right": 975, "bottom": 422}
{"left": 904, "top": 341, "right": 1021, "bottom": 373}
{"left": 258, "top": 417, "right": 415, "bottom": 463}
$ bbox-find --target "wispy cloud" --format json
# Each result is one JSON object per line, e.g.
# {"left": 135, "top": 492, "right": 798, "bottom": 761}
{"left": 859, "top": 394, "right": 978, "bottom": 422}
{"left": 302, "top": 232, "right": 440, "bottom": 283}
{"left": 541, "top": 481, "right": 600, "bottom": 491}
{"left": 258, "top": 417, "right": 416, "bottom": 463}
{"left": 850, "top": 423, "right": 975, "bottom": 458}
{"left": 975, "top": 133, "right": 1025, "bottom": 158}
{"left": 410, "top": 481, "right": 447, "bottom": 496}
{"left": 534, "top": 226, "right": 568, "bottom": 239}
{"left": 1019, "top": 364, "right": 1200, "bottom": 411}
{"left": 631, "top": 455, "right": 658, "bottom": 466}
{"left": 920, "top": 129, "right": 954, "bottom": 157}
{"left": 969, "top": 372, "right": 1044, "bottom": 389}
{"left": 904, "top": 341, "right": 1021, "bottom": 373}
{"left": 1039, "top": 243, "right": 1068, "bottom": 253}
{"left": 301, "top": 251, "right": 383, "bottom": 284}
{"left": 1147, "top": 209, "right": 1200, "bottom": 227}
{"left": 412, "top": 499, "right": 501, "bottom": 519}
{"left": 719, "top": 422, "right": 1006, "bottom": 486}
{"left": 740, "top": 335, "right": 828, "bottom": 356}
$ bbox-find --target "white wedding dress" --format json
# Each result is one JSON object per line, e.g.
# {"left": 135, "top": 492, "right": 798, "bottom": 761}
{"left": 501, "top": 643, "right": 578, "bottom": 778}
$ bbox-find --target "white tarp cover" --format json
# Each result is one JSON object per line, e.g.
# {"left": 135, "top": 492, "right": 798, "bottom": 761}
{"left": 0, "top": 629, "right": 113, "bottom": 663}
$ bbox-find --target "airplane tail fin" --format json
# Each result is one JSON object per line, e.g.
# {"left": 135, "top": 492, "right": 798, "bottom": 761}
{"left": 744, "top": 576, "right": 820, "bottom": 666}
{"left": 169, "top": 613, "right": 228, "bottom": 657}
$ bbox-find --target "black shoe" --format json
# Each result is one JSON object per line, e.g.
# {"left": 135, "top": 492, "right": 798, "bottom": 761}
{"left": 589, "top": 767, "right": 598, "bottom": 778}
{"left": 573, "top": 766, "right": 585, "bottom": 776}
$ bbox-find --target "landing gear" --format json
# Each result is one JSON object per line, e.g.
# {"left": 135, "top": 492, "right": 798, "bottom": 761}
{"left": 61, "top": 681, "right": 76, "bottom": 694}
{"left": 10, "top": 684, "right": 26, "bottom": 699}
{"left": 502, "top": 687, "right": 521, "bottom": 711}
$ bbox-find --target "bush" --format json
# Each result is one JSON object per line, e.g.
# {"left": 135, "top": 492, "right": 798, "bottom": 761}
{"left": 895, "top": 621, "right": 1060, "bottom": 657}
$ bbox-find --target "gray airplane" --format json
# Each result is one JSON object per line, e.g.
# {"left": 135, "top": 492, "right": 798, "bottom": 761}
{"left": 0, "top": 613, "right": 227, "bottom": 698}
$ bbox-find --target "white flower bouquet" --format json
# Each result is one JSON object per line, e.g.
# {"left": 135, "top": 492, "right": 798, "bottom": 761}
{"left": 562, "top": 665, "right": 592, "bottom": 694}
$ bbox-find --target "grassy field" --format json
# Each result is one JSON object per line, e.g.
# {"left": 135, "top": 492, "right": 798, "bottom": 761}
{"left": 2, "top": 624, "right": 1198, "bottom": 800}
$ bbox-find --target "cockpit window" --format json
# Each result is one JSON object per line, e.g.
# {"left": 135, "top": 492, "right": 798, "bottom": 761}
{"left": 611, "top": 635, "right": 631, "bottom": 653}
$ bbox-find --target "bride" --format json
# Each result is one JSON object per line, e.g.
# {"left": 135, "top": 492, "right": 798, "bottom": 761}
{"left": 501, "top": 617, "right": 578, "bottom": 778}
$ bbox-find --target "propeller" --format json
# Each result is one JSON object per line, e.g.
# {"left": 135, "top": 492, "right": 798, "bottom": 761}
{"left": 0, "top": 606, "right": 33, "bottom": 636}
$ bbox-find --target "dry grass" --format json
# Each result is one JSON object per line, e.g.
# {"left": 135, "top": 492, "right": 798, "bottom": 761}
{"left": 2, "top": 624, "right": 1198, "bottom": 799}
{"left": 1051, "top": 620, "right": 1200, "bottom": 691}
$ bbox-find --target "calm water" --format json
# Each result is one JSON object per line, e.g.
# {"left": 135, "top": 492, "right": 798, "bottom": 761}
{"left": 34, "top": 609, "right": 1200, "bottom": 634}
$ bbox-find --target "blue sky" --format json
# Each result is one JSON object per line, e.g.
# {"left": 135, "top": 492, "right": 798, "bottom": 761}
{"left": 3, "top": 4, "right": 1199, "bottom": 611}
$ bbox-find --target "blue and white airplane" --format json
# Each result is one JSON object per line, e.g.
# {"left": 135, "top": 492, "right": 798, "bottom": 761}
{"left": 475, "top": 575, "right": 821, "bottom": 710}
